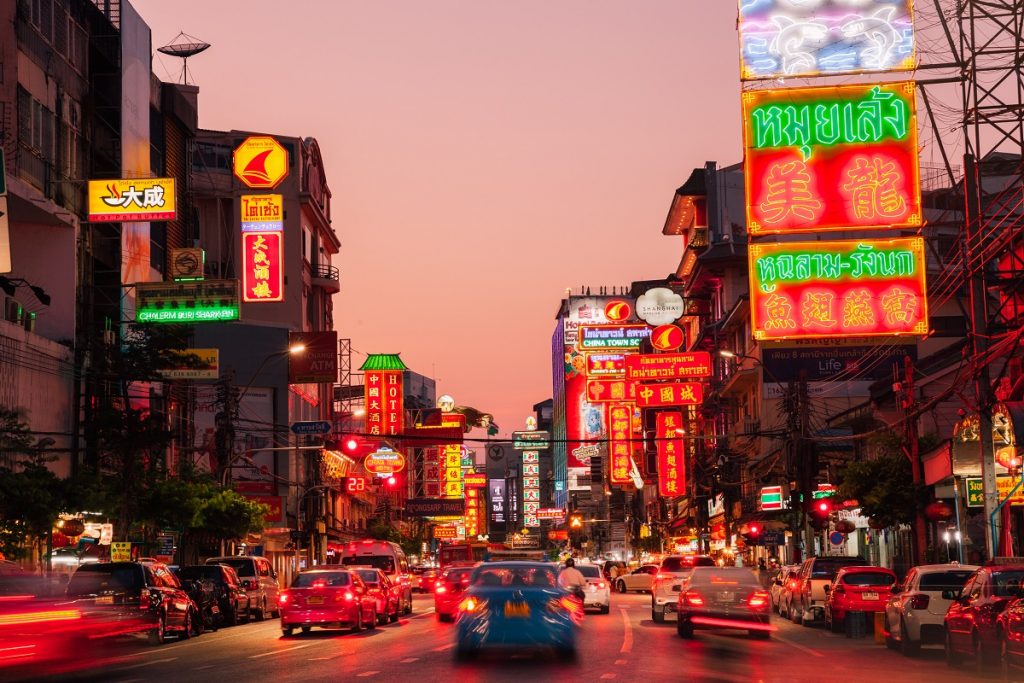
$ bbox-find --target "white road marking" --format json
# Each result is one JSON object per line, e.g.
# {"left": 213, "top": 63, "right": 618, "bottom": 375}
{"left": 194, "top": 665, "right": 216, "bottom": 670}
{"left": 119, "top": 657, "right": 178, "bottom": 671}
{"left": 615, "top": 659, "right": 627, "bottom": 665}
{"left": 400, "top": 657, "right": 419, "bottom": 663}
{"left": 774, "top": 634, "right": 824, "bottom": 658}
{"left": 432, "top": 643, "right": 455, "bottom": 652}
{"left": 601, "top": 674, "right": 616, "bottom": 680}
{"left": 406, "top": 608, "right": 436, "bottom": 620}
{"left": 356, "top": 672, "right": 379, "bottom": 678}
{"left": 249, "top": 643, "right": 314, "bottom": 658}
{"left": 620, "top": 608, "right": 633, "bottom": 654}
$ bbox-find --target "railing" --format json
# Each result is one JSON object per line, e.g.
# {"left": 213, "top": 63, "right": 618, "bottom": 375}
{"left": 313, "top": 263, "right": 339, "bottom": 282}
{"left": 742, "top": 419, "right": 761, "bottom": 436}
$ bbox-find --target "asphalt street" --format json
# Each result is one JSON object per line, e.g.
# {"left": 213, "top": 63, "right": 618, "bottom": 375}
{"left": 36, "top": 593, "right": 988, "bottom": 683}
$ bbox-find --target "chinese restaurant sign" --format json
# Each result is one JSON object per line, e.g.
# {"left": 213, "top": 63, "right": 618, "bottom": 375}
{"left": 607, "top": 403, "right": 633, "bottom": 486}
{"left": 241, "top": 232, "right": 283, "bottom": 302}
{"left": 636, "top": 382, "right": 704, "bottom": 409}
{"left": 441, "top": 412, "right": 467, "bottom": 499}
{"left": 135, "top": 279, "right": 240, "bottom": 323}
{"left": 233, "top": 136, "right": 289, "bottom": 189}
{"left": 742, "top": 82, "right": 921, "bottom": 235}
{"left": 88, "top": 178, "right": 176, "bottom": 222}
{"left": 578, "top": 325, "right": 651, "bottom": 350}
{"left": 240, "top": 194, "right": 284, "bottom": 232}
{"left": 738, "top": 0, "right": 915, "bottom": 80}
{"left": 364, "top": 370, "right": 404, "bottom": 437}
{"left": 586, "top": 353, "right": 626, "bottom": 377}
{"left": 656, "top": 412, "right": 685, "bottom": 497}
{"left": 749, "top": 237, "right": 928, "bottom": 340}
{"left": 625, "top": 352, "right": 712, "bottom": 381}
{"left": 465, "top": 487, "right": 481, "bottom": 536}
{"left": 586, "top": 379, "right": 636, "bottom": 403}
{"left": 523, "top": 450, "right": 541, "bottom": 527}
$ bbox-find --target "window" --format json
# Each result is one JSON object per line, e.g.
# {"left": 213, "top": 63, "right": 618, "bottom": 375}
{"left": 919, "top": 571, "right": 974, "bottom": 593}
{"left": 291, "top": 572, "right": 350, "bottom": 588}
{"left": 841, "top": 572, "right": 896, "bottom": 587}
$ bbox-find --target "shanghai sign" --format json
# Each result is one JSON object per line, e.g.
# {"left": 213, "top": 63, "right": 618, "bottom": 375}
{"left": 738, "top": 0, "right": 915, "bottom": 80}
{"left": 636, "top": 382, "right": 703, "bottom": 409}
{"left": 88, "top": 178, "right": 176, "bottom": 222}
{"left": 749, "top": 237, "right": 928, "bottom": 341}
{"left": 242, "top": 231, "right": 283, "bottom": 302}
{"left": 742, "top": 82, "right": 921, "bottom": 235}
{"left": 656, "top": 412, "right": 685, "bottom": 497}
{"left": 625, "top": 352, "right": 712, "bottom": 381}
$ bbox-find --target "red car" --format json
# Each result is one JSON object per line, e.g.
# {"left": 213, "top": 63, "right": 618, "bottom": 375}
{"left": 278, "top": 568, "right": 378, "bottom": 636}
{"left": 349, "top": 567, "right": 400, "bottom": 625}
{"left": 434, "top": 565, "right": 473, "bottom": 622}
{"left": 946, "top": 562, "right": 1024, "bottom": 671}
{"left": 823, "top": 566, "right": 897, "bottom": 633}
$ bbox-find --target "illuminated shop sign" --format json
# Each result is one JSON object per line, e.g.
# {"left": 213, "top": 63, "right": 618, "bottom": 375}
{"left": 523, "top": 450, "right": 540, "bottom": 527}
{"left": 656, "top": 412, "right": 685, "bottom": 497}
{"left": 586, "top": 353, "right": 626, "bottom": 377}
{"left": 440, "top": 412, "right": 466, "bottom": 499}
{"left": 586, "top": 379, "right": 637, "bottom": 403}
{"left": 135, "top": 279, "right": 240, "bottom": 323}
{"left": 636, "top": 382, "right": 704, "bottom": 409}
{"left": 742, "top": 82, "right": 921, "bottom": 235}
{"left": 738, "top": 0, "right": 916, "bottom": 80}
{"left": 607, "top": 403, "right": 633, "bottom": 486}
{"left": 625, "top": 352, "right": 712, "bottom": 381}
{"left": 233, "top": 136, "right": 289, "bottom": 189}
{"left": 364, "top": 370, "right": 404, "bottom": 436}
{"left": 749, "top": 237, "right": 928, "bottom": 340}
{"left": 578, "top": 325, "right": 651, "bottom": 350}
{"left": 240, "top": 194, "right": 284, "bottom": 232}
{"left": 241, "top": 231, "right": 284, "bottom": 302}
{"left": 650, "top": 324, "right": 685, "bottom": 351}
{"left": 88, "top": 178, "right": 176, "bottom": 222}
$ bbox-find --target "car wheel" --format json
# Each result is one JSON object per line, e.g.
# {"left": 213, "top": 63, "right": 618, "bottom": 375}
{"left": 301, "top": 626, "right": 311, "bottom": 634}
{"left": 255, "top": 598, "right": 266, "bottom": 621}
{"left": 225, "top": 602, "right": 238, "bottom": 627}
{"left": 600, "top": 604, "right": 610, "bottom": 614}
{"left": 148, "top": 613, "right": 166, "bottom": 646}
{"left": 353, "top": 610, "right": 363, "bottom": 633}
{"left": 946, "top": 632, "right": 962, "bottom": 668}
{"left": 282, "top": 625, "right": 294, "bottom": 636}
{"left": 377, "top": 609, "right": 388, "bottom": 626}
{"left": 899, "top": 619, "right": 919, "bottom": 657}
{"left": 790, "top": 603, "right": 801, "bottom": 624}
{"left": 367, "top": 608, "right": 377, "bottom": 630}
{"left": 241, "top": 603, "right": 251, "bottom": 624}
{"left": 828, "top": 614, "right": 842, "bottom": 634}
{"left": 652, "top": 605, "right": 665, "bottom": 623}
{"left": 616, "top": 580, "right": 626, "bottom": 593}
{"left": 181, "top": 609, "right": 193, "bottom": 640}
{"left": 390, "top": 606, "right": 400, "bottom": 623}
{"left": 677, "top": 620, "right": 694, "bottom": 639}
{"left": 800, "top": 603, "right": 813, "bottom": 627}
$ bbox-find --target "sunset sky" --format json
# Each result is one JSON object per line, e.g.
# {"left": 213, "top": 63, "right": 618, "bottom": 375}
{"left": 133, "top": 0, "right": 743, "bottom": 435}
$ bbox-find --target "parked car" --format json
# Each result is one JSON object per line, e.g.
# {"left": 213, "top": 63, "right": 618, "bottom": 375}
{"left": 883, "top": 563, "right": 977, "bottom": 656}
{"left": 945, "top": 562, "right": 1024, "bottom": 671}
{"left": 66, "top": 561, "right": 198, "bottom": 645}
{"left": 435, "top": 565, "right": 474, "bottom": 622}
{"left": 175, "top": 564, "right": 251, "bottom": 627}
{"left": 350, "top": 567, "right": 400, "bottom": 624}
{"left": 790, "top": 556, "right": 866, "bottom": 625}
{"left": 823, "top": 566, "right": 897, "bottom": 633}
{"left": 676, "top": 566, "right": 772, "bottom": 640}
{"left": 770, "top": 565, "right": 800, "bottom": 616}
{"left": 577, "top": 563, "right": 611, "bottom": 613}
{"left": 339, "top": 539, "right": 413, "bottom": 614}
{"left": 615, "top": 564, "right": 659, "bottom": 594}
{"left": 205, "top": 555, "right": 280, "bottom": 621}
{"left": 652, "top": 555, "right": 715, "bottom": 623}
{"left": 279, "top": 567, "right": 377, "bottom": 636}
{"left": 174, "top": 570, "right": 220, "bottom": 633}
{"left": 998, "top": 591, "right": 1024, "bottom": 673}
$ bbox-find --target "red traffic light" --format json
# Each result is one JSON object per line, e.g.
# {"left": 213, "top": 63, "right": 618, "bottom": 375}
{"left": 817, "top": 501, "right": 830, "bottom": 513}
{"left": 386, "top": 476, "right": 397, "bottom": 486}
{"left": 749, "top": 524, "right": 760, "bottom": 536}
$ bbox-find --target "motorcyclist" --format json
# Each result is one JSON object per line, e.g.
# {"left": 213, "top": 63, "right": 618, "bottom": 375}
{"left": 558, "top": 557, "right": 587, "bottom": 602}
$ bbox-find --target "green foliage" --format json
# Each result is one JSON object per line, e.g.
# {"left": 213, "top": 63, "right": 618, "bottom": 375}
{"left": 368, "top": 522, "right": 421, "bottom": 557}
{"left": 632, "top": 529, "right": 664, "bottom": 554}
{"left": 198, "top": 489, "right": 268, "bottom": 540}
{"left": 838, "top": 441, "right": 919, "bottom": 528}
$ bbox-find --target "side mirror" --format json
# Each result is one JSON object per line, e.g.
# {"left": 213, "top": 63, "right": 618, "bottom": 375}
{"left": 823, "top": 584, "right": 831, "bottom": 593}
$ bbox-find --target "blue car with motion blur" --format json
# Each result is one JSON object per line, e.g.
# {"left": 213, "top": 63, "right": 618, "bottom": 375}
{"left": 454, "top": 561, "right": 579, "bottom": 661}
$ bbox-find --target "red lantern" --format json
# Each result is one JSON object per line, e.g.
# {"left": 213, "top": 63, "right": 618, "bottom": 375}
{"left": 924, "top": 501, "right": 954, "bottom": 521}
{"left": 60, "top": 518, "right": 85, "bottom": 537}
{"left": 834, "top": 520, "right": 856, "bottom": 534}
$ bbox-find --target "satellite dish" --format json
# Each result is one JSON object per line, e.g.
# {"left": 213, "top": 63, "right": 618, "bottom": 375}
{"left": 157, "top": 32, "right": 210, "bottom": 85}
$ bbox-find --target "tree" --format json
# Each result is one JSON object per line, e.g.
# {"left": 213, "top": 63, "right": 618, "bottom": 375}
{"left": 838, "top": 442, "right": 920, "bottom": 529}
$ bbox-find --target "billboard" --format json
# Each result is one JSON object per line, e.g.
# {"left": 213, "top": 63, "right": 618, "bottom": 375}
{"left": 364, "top": 370, "right": 404, "bottom": 436}
{"left": 738, "top": 0, "right": 916, "bottom": 80}
{"left": 586, "top": 378, "right": 637, "bottom": 403}
{"left": 607, "top": 403, "right": 633, "bottom": 486}
{"left": 240, "top": 194, "right": 284, "bottom": 232}
{"left": 88, "top": 178, "right": 176, "bottom": 222}
{"left": 656, "top": 411, "right": 685, "bottom": 497}
{"left": 234, "top": 136, "right": 289, "bottom": 189}
{"left": 135, "top": 279, "right": 240, "bottom": 323}
{"left": 749, "top": 237, "right": 928, "bottom": 340}
{"left": 625, "top": 352, "right": 712, "bottom": 381}
{"left": 241, "top": 231, "right": 284, "bottom": 303}
{"left": 586, "top": 353, "right": 626, "bottom": 377}
{"left": 564, "top": 350, "right": 605, "bottom": 469}
{"left": 579, "top": 325, "right": 651, "bottom": 350}
{"left": 157, "top": 348, "right": 219, "bottom": 380}
{"left": 636, "top": 382, "right": 704, "bottom": 409}
{"left": 288, "top": 331, "right": 338, "bottom": 384}
{"left": 562, "top": 296, "right": 636, "bottom": 345}
{"left": 742, "top": 82, "right": 920, "bottom": 235}
{"left": 762, "top": 342, "right": 915, "bottom": 397}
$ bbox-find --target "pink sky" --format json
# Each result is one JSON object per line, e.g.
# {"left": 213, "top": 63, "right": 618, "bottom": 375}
{"left": 133, "top": 0, "right": 742, "bottom": 436}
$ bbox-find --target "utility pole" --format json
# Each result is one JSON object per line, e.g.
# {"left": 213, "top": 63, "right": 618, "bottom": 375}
{"left": 903, "top": 355, "right": 928, "bottom": 565}
{"left": 798, "top": 372, "right": 815, "bottom": 558}
{"left": 965, "top": 154, "right": 999, "bottom": 559}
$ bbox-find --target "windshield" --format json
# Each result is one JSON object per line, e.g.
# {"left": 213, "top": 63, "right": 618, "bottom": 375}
{"left": 660, "top": 557, "right": 687, "bottom": 572}
{"left": 292, "top": 572, "right": 350, "bottom": 588}
{"left": 577, "top": 565, "right": 601, "bottom": 578}
{"left": 811, "top": 559, "right": 864, "bottom": 579}
{"left": 178, "top": 567, "right": 223, "bottom": 582}
{"left": 443, "top": 568, "right": 472, "bottom": 584}
{"left": 919, "top": 571, "right": 974, "bottom": 592}
{"left": 472, "top": 566, "right": 557, "bottom": 588}
{"left": 992, "top": 571, "right": 1024, "bottom": 597}
{"left": 67, "top": 564, "right": 142, "bottom": 597}
{"left": 342, "top": 555, "right": 395, "bottom": 573}
{"left": 355, "top": 570, "right": 380, "bottom": 584}
{"left": 842, "top": 572, "right": 896, "bottom": 586}
{"left": 212, "top": 559, "right": 255, "bottom": 578}
{"left": 689, "top": 568, "right": 760, "bottom": 588}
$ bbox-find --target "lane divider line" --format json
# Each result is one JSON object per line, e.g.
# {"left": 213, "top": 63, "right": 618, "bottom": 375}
{"left": 356, "top": 672, "right": 379, "bottom": 677}
{"left": 400, "top": 657, "right": 419, "bottom": 663}
{"left": 249, "top": 643, "right": 314, "bottom": 659}
{"left": 620, "top": 608, "right": 633, "bottom": 654}
{"left": 774, "top": 634, "right": 824, "bottom": 658}
{"left": 432, "top": 643, "right": 456, "bottom": 652}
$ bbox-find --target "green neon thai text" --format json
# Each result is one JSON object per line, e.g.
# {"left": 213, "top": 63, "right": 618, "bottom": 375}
{"left": 755, "top": 245, "right": 916, "bottom": 291}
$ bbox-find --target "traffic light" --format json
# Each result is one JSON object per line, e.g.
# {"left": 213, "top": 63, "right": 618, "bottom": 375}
{"left": 331, "top": 434, "right": 377, "bottom": 459}
{"left": 569, "top": 513, "right": 583, "bottom": 530}
{"left": 809, "top": 498, "right": 832, "bottom": 530}
{"left": 741, "top": 523, "right": 761, "bottom": 544}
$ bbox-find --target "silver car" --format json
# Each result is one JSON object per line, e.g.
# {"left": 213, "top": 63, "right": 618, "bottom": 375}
{"left": 883, "top": 563, "right": 977, "bottom": 656}
{"left": 652, "top": 555, "right": 715, "bottom": 623}
{"left": 205, "top": 556, "right": 281, "bottom": 621}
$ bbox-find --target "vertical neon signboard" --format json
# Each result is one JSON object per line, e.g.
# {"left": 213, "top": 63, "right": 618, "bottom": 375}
{"left": 441, "top": 412, "right": 466, "bottom": 499}
{"left": 607, "top": 403, "right": 633, "bottom": 486}
{"left": 656, "top": 412, "right": 685, "bottom": 498}
{"left": 738, "top": 0, "right": 916, "bottom": 80}
{"left": 523, "top": 450, "right": 541, "bottom": 527}
{"left": 742, "top": 82, "right": 921, "bottom": 235}
{"left": 241, "top": 231, "right": 283, "bottom": 302}
{"left": 749, "top": 237, "right": 928, "bottom": 340}
{"left": 364, "top": 370, "right": 404, "bottom": 437}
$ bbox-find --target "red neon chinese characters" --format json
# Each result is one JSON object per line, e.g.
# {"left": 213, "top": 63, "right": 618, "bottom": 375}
{"left": 759, "top": 160, "right": 823, "bottom": 226}
{"left": 801, "top": 292, "right": 837, "bottom": 329}
{"left": 656, "top": 412, "right": 685, "bottom": 498}
{"left": 242, "top": 231, "right": 283, "bottom": 302}
{"left": 607, "top": 403, "right": 633, "bottom": 486}
{"left": 843, "top": 156, "right": 908, "bottom": 221}
{"left": 364, "top": 371, "right": 403, "bottom": 437}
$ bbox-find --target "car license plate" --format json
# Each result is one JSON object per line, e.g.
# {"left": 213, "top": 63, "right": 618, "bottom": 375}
{"left": 863, "top": 592, "right": 879, "bottom": 601}
{"left": 96, "top": 595, "right": 114, "bottom": 605}
{"left": 308, "top": 596, "right": 325, "bottom": 605}
{"left": 504, "top": 601, "right": 530, "bottom": 618}
{"left": 717, "top": 592, "right": 735, "bottom": 603}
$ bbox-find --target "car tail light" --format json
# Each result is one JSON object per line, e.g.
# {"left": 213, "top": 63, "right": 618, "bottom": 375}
{"left": 788, "top": 580, "right": 797, "bottom": 591}
{"left": 548, "top": 596, "right": 579, "bottom": 612}
{"left": 682, "top": 591, "right": 705, "bottom": 607}
{"left": 343, "top": 591, "right": 355, "bottom": 602}
{"left": 656, "top": 573, "right": 670, "bottom": 581}
{"left": 140, "top": 591, "right": 158, "bottom": 610}
{"left": 748, "top": 591, "right": 770, "bottom": 609}
{"left": 279, "top": 592, "right": 290, "bottom": 606}
{"left": 597, "top": 581, "right": 607, "bottom": 589}
{"left": 436, "top": 585, "right": 447, "bottom": 594}
{"left": 908, "top": 594, "right": 929, "bottom": 610}
{"left": 459, "top": 597, "right": 486, "bottom": 613}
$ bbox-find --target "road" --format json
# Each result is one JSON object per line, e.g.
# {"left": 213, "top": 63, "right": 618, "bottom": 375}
{"left": 36, "top": 593, "right": 986, "bottom": 682}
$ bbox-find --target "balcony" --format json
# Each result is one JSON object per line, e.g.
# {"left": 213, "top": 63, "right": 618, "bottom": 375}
{"left": 311, "top": 263, "right": 340, "bottom": 293}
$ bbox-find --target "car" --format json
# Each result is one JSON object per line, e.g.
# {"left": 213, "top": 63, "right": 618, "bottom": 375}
{"left": 998, "top": 592, "right": 1024, "bottom": 673}
{"left": 453, "top": 561, "right": 578, "bottom": 661}
{"left": 435, "top": 565, "right": 474, "bottom": 622}
{"left": 205, "top": 555, "right": 280, "bottom": 621}
{"left": 278, "top": 567, "right": 378, "bottom": 636}
{"left": 66, "top": 561, "right": 198, "bottom": 645}
{"left": 769, "top": 565, "right": 800, "bottom": 616}
{"left": 175, "top": 564, "right": 252, "bottom": 627}
{"left": 823, "top": 566, "right": 897, "bottom": 633}
{"left": 790, "top": 556, "right": 866, "bottom": 625}
{"left": 577, "top": 563, "right": 611, "bottom": 613}
{"left": 883, "top": 563, "right": 978, "bottom": 656}
{"left": 615, "top": 564, "right": 659, "bottom": 594}
{"left": 675, "top": 566, "right": 773, "bottom": 639}
{"left": 350, "top": 566, "right": 401, "bottom": 625}
{"left": 339, "top": 539, "right": 413, "bottom": 614}
{"left": 945, "top": 562, "right": 1024, "bottom": 671}
{"left": 652, "top": 555, "right": 715, "bottom": 623}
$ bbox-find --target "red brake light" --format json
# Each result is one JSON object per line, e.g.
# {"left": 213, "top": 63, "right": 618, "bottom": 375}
{"left": 343, "top": 591, "right": 355, "bottom": 601}
{"left": 788, "top": 580, "right": 797, "bottom": 590}
{"left": 748, "top": 591, "right": 770, "bottom": 608}
{"left": 279, "top": 592, "right": 290, "bottom": 606}
{"left": 909, "top": 594, "right": 929, "bottom": 610}
{"left": 597, "top": 581, "right": 606, "bottom": 589}
{"left": 460, "top": 597, "right": 484, "bottom": 613}
{"left": 683, "top": 591, "right": 705, "bottom": 607}
{"left": 436, "top": 585, "right": 447, "bottom": 594}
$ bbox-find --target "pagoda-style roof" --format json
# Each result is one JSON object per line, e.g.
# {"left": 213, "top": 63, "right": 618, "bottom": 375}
{"left": 359, "top": 354, "right": 407, "bottom": 371}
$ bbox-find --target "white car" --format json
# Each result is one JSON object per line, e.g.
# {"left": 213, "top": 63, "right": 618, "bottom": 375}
{"left": 651, "top": 555, "right": 715, "bottom": 623}
{"left": 883, "top": 563, "right": 978, "bottom": 656}
{"left": 577, "top": 563, "right": 611, "bottom": 613}
{"left": 770, "top": 565, "right": 800, "bottom": 616}
{"left": 615, "top": 564, "right": 658, "bottom": 594}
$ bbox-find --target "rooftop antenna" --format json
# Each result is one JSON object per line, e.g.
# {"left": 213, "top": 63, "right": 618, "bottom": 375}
{"left": 157, "top": 31, "right": 210, "bottom": 85}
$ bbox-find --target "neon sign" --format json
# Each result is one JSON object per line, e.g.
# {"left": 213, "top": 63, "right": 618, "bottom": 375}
{"left": 578, "top": 324, "right": 651, "bottom": 350}
{"left": 586, "top": 379, "right": 637, "bottom": 403}
{"left": 607, "top": 403, "right": 633, "bottom": 486}
{"left": 656, "top": 411, "right": 685, "bottom": 498}
{"left": 738, "top": 0, "right": 915, "bottom": 80}
{"left": 637, "top": 382, "right": 704, "bottom": 409}
{"left": 240, "top": 194, "right": 284, "bottom": 232}
{"left": 625, "top": 352, "right": 712, "bottom": 381}
{"left": 586, "top": 353, "right": 626, "bottom": 377}
{"left": 364, "top": 370, "right": 404, "bottom": 437}
{"left": 241, "top": 231, "right": 284, "bottom": 302}
{"left": 749, "top": 237, "right": 928, "bottom": 340}
{"left": 743, "top": 82, "right": 921, "bottom": 234}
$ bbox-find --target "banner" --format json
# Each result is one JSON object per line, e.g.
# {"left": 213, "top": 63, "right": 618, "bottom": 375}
{"left": 241, "top": 231, "right": 284, "bottom": 303}
{"left": 607, "top": 403, "right": 633, "bottom": 486}
{"left": 625, "top": 352, "right": 712, "bottom": 380}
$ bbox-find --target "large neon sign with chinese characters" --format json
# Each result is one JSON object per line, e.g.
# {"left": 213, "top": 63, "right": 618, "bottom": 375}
{"left": 738, "top": 0, "right": 915, "bottom": 80}
{"left": 586, "top": 379, "right": 636, "bottom": 403}
{"left": 364, "top": 370, "right": 404, "bottom": 437}
{"left": 743, "top": 82, "right": 921, "bottom": 235}
{"left": 656, "top": 412, "right": 685, "bottom": 498}
{"left": 637, "top": 382, "right": 704, "bottom": 409}
{"left": 522, "top": 450, "right": 540, "bottom": 527}
{"left": 241, "top": 231, "right": 283, "bottom": 302}
{"left": 607, "top": 403, "right": 633, "bottom": 486}
{"left": 749, "top": 237, "right": 928, "bottom": 340}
